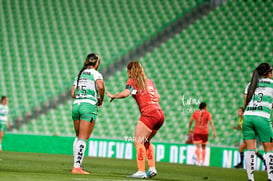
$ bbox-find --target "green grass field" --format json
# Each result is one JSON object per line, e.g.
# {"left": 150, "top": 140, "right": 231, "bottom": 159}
{"left": 0, "top": 151, "right": 267, "bottom": 181}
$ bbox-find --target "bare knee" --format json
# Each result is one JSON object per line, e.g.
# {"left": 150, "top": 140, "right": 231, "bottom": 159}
{"left": 239, "top": 144, "right": 246, "bottom": 152}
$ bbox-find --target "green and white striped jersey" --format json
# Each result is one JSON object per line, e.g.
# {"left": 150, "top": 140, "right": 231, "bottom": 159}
{"left": 73, "top": 68, "right": 103, "bottom": 104}
{"left": 0, "top": 104, "right": 9, "bottom": 123}
{"left": 244, "top": 78, "right": 273, "bottom": 119}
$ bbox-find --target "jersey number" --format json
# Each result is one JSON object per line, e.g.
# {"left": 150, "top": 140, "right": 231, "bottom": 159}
{"left": 77, "top": 85, "right": 87, "bottom": 96}
{"left": 255, "top": 93, "right": 263, "bottom": 103}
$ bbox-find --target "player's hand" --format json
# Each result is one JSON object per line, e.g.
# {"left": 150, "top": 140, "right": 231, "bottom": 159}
{"left": 97, "top": 98, "right": 103, "bottom": 107}
{"left": 213, "top": 131, "right": 216, "bottom": 139}
{"left": 106, "top": 92, "right": 115, "bottom": 102}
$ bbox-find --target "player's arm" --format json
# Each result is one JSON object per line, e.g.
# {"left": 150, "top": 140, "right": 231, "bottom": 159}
{"left": 106, "top": 89, "right": 131, "bottom": 102}
{"left": 243, "top": 83, "right": 249, "bottom": 109}
{"left": 96, "top": 79, "right": 105, "bottom": 106}
{"left": 244, "top": 94, "right": 247, "bottom": 109}
{"left": 209, "top": 119, "right": 216, "bottom": 138}
{"left": 71, "top": 85, "right": 75, "bottom": 98}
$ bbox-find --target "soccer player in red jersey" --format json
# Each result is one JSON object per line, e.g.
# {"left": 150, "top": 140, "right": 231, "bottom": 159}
{"left": 106, "top": 61, "right": 164, "bottom": 178}
{"left": 188, "top": 102, "right": 216, "bottom": 166}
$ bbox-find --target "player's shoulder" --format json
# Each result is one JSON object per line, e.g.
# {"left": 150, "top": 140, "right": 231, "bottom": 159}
{"left": 192, "top": 110, "right": 198, "bottom": 115}
{"left": 245, "top": 82, "right": 250, "bottom": 87}
{"left": 88, "top": 68, "right": 100, "bottom": 74}
{"left": 127, "top": 78, "right": 134, "bottom": 84}
{"left": 146, "top": 78, "right": 153, "bottom": 84}
{"left": 89, "top": 69, "right": 103, "bottom": 78}
{"left": 203, "top": 110, "right": 211, "bottom": 116}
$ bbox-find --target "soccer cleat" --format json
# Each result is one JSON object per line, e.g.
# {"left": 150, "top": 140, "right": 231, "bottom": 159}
{"left": 146, "top": 168, "right": 157, "bottom": 178}
{"left": 234, "top": 163, "right": 243, "bottom": 169}
{"left": 127, "top": 171, "right": 147, "bottom": 178}
{"left": 71, "top": 167, "right": 89, "bottom": 174}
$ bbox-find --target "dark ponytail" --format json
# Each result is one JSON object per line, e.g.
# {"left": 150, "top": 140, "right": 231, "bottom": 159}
{"left": 245, "top": 63, "right": 272, "bottom": 108}
{"left": 245, "top": 70, "right": 259, "bottom": 108}
{"left": 76, "top": 53, "right": 100, "bottom": 91}
{"left": 76, "top": 66, "right": 88, "bottom": 91}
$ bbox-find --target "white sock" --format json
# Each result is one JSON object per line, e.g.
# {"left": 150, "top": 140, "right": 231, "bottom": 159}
{"left": 265, "top": 152, "right": 273, "bottom": 181}
{"left": 73, "top": 139, "right": 86, "bottom": 168}
{"left": 73, "top": 137, "right": 78, "bottom": 157}
{"left": 245, "top": 150, "right": 256, "bottom": 181}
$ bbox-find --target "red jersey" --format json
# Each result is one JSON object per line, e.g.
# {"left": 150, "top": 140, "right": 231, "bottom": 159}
{"left": 126, "top": 78, "right": 161, "bottom": 114}
{"left": 191, "top": 110, "right": 212, "bottom": 135}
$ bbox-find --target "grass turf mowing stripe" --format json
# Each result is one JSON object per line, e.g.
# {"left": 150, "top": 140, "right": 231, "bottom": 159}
{"left": 0, "top": 151, "right": 267, "bottom": 181}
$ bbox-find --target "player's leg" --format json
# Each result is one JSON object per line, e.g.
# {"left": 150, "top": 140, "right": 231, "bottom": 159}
{"left": 72, "top": 103, "right": 96, "bottom": 174}
{"left": 192, "top": 133, "right": 202, "bottom": 165}
{"left": 200, "top": 134, "right": 208, "bottom": 165}
{"left": 263, "top": 142, "right": 273, "bottom": 181}
{"left": 73, "top": 120, "right": 80, "bottom": 157}
{"left": 0, "top": 123, "right": 7, "bottom": 151}
{"left": 255, "top": 116, "right": 273, "bottom": 180}
{"left": 128, "top": 121, "right": 152, "bottom": 178}
{"left": 72, "top": 119, "right": 95, "bottom": 174}
{"left": 0, "top": 131, "right": 4, "bottom": 151}
{"left": 195, "top": 143, "right": 202, "bottom": 165}
{"left": 201, "top": 143, "right": 206, "bottom": 165}
{"left": 254, "top": 138, "right": 266, "bottom": 169}
{"left": 144, "top": 109, "right": 164, "bottom": 178}
{"left": 72, "top": 103, "right": 80, "bottom": 157}
{"left": 243, "top": 115, "right": 257, "bottom": 181}
{"left": 145, "top": 132, "right": 156, "bottom": 166}
{"left": 255, "top": 151, "right": 266, "bottom": 169}
{"left": 145, "top": 131, "right": 157, "bottom": 178}
{"left": 235, "top": 142, "right": 246, "bottom": 168}
{"left": 244, "top": 140, "right": 256, "bottom": 181}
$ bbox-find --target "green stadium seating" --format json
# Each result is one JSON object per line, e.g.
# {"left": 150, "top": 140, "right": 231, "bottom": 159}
{"left": 7, "top": 0, "right": 273, "bottom": 147}
{"left": 1, "top": 0, "right": 204, "bottom": 121}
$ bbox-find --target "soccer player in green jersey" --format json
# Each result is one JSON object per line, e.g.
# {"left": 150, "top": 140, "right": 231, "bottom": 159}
{"left": 0, "top": 96, "right": 9, "bottom": 151}
{"left": 71, "top": 53, "right": 105, "bottom": 174}
{"left": 233, "top": 107, "right": 265, "bottom": 169}
{"left": 243, "top": 63, "right": 273, "bottom": 181}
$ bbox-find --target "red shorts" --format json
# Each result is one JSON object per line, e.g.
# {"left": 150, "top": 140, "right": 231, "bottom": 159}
{"left": 193, "top": 133, "right": 208, "bottom": 144}
{"left": 139, "top": 109, "right": 164, "bottom": 132}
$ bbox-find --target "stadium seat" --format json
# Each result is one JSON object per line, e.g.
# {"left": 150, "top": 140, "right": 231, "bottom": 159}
{"left": 6, "top": 0, "right": 273, "bottom": 147}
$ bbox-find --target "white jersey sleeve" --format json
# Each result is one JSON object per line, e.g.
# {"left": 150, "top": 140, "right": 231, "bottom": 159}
{"left": 244, "top": 83, "right": 250, "bottom": 94}
{"left": 73, "top": 76, "right": 77, "bottom": 86}
{"left": 93, "top": 71, "right": 103, "bottom": 81}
